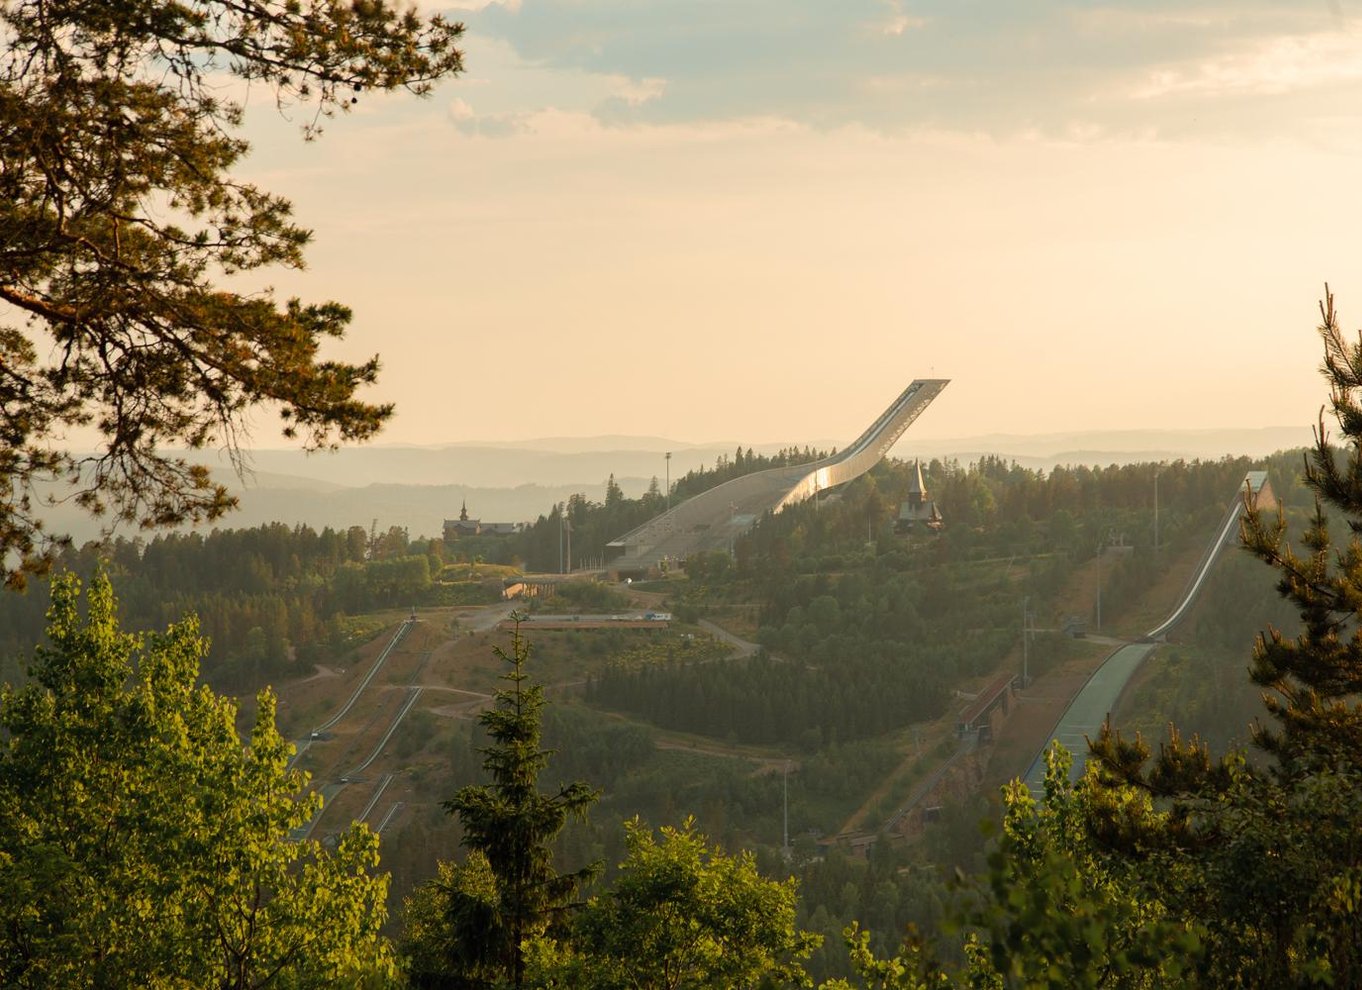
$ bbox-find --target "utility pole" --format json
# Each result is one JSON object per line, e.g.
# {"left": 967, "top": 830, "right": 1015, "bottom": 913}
{"left": 1022, "top": 595, "right": 1030, "bottom": 686}
{"left": 1095, "top": 537, "right": 1103, "bottom": 632}
{"left": 665, "top": 451, "right": 671, "bottom": 512}
{"left": 782, "top": 762, "right": 791, "bottom": 862}
{"left": 558, "top": 503, "right": 564, "bottom": 575}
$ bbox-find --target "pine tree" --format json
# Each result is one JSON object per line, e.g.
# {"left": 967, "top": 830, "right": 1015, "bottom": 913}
{"left": 0, "top": 0, "right": 463, "bottom": 587}
{"left": 413, "top": 618, "right": 599, "bottom": 988}
{"left": 1081, "top": 286, "right": 1362, "bottom": 985}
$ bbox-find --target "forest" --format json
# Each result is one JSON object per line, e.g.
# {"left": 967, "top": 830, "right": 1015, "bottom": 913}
{"left": 11, "top": 0, "right": 1359, "bottom": 984}
{"left": 0, "top": 436, "right": 1325, "bottom": 987}
{"left": 0, "top": 522, "right": 448, "bottom": 690}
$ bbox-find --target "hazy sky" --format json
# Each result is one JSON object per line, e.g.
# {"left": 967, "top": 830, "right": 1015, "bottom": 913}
{"left": 235, "top": 1, "right": 1362, "bottom": 450}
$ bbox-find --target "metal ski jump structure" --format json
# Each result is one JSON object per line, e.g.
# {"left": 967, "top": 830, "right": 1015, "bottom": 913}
{"left": 606, "top": 379, "right": 950, "bottom": 575}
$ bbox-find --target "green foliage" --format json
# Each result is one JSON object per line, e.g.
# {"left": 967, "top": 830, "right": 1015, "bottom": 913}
{"left": 0, "top": 0, "right": 463, "bottom": 587}
{"left": 683, "top": 548, "right": 736, "bottom": 585}
{"left": 963, "top": 747, "right": 1201, "bottom": 989}
{"left": 409, "top": 620, "right": 600, "bottom": 989}
{"left": 592, "top": 559, "right": 1008, "bottom": 744}
{"left": 591, "top": 452, "right": 1286, "bottom": 753}
{"left": 821, "top": 748, "right": 1202, "bottom": 990}
{"left": 592, "top": 633, "right": 732, "bottom": 674}
{"left": 401, "top": 854, "right": 504, "bottom": 990}
{"left": 0, "top": 523, "right": 414, "bottom": 690}
{"left": 512, "top": 486, "right": 667, "bottom": 573}
{"left": 1071, "top": 289, "right": 1362, "bottom": 986}
{"left": 335, "top": 555, "right": 434, "bottom": 611}
{"left": 525, "top": 816, "right": 819, "bottom": 990}
{"left": 671, "top": 445, "right": 831, "bottom": 503}
{"left": 818, "top": 923, "right": 953, "bottom": 990}
{"left": 542, "top": 580, "right": 632, "bottom": 613}
{"left": 0, "top": 571, "right": 394, "bottom": 988}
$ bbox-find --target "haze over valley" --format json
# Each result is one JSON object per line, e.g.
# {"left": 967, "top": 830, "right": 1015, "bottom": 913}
{"left": 41, "top": 424, "right": 1311, "bottom": 546}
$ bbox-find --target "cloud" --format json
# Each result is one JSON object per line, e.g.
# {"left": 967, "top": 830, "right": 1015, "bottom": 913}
{"left": 1128, "top": 27, "right": 1362, "bottom": 99}
{"left": 436, "top": 0, "right": 520, "bottom": 11}
{"left": 446, "top": 96, "right": 532, "bottom": 135}
{"left": 878, "top": 14, "right": 929, "bottom": 37}
{"left": 868, "top": 0, "right": 928, "bottom": 37}
{"left": 604, "top": 73, "right": 667, "bottom": 107}
{"left": 432, "top": 34, "right": 671, "bottom": 137}
{"left": 445, "top": 0, "right": 1362, "bottom": 140}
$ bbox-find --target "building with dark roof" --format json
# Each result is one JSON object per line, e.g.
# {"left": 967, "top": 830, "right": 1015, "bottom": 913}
{"left": 895, "top": 460, "right": 943, "bottom": 533}
{"left": 443, "top": 501, "right": 521, "bottom": 542}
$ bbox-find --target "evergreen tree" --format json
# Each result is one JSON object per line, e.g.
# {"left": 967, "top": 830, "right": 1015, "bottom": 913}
{"left": 1078, "top": 288, "right": 1362, "bottom": 985}
{"left": 0, "top": 0, "right": 464, "bottom": 587}
{"left": 411, "top": 619, "right": 599, "bottom": 988}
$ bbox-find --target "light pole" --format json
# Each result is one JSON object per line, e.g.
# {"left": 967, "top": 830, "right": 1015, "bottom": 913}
{"left": 1022, "top": 595, "right": 1031, "bottom": 686}
{"left": 665, "top": 451, "right": 671, "bottom": 512}
{"left": 1154, "top": 469, "right": 1160, "bottom": 553}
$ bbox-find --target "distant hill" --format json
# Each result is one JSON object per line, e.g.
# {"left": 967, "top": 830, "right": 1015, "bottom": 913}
{"left": 38, "top": 426, "right": 1309, "bottom": 546}
{"left": 908, "top": 426, "right": 1309, "bottom": 468}
{"left": 212, "top": 444, "right": 732, "bottom": 490}
{"left": 182, "top": 426, "right": 1311, "bottom": 490}
{"left": 33, "top": 477, "right": 636, "bottom": 546}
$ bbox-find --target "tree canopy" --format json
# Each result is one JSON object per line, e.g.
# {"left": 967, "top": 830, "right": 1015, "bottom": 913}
{"left": 526, "top": 816, "right": 819, "bottom": 990}
{"left": 0, "top": 0, "right": 464, "bottom": 586}
{"left": 406, "top": 619, "right": 599, "bottom": 988}
{"left": 0, "top": 570, "right": 394, "bottom": 988}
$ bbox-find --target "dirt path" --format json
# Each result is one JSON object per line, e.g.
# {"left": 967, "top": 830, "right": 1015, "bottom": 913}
{"left": 698, "top": 618, "right": 759, "bottom": 657}
{"left": 654, "top": 737, "right": 793, "bottom": 772}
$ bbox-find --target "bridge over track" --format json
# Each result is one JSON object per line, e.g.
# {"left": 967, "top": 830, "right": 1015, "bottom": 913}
{"left": 606, "top": 379, "right": 949, "bottom": 573}
{"left": 1023, "top": 470, "right": 1271, "bottom": 792}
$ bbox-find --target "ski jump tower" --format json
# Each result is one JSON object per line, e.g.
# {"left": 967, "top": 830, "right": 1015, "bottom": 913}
{"left": 606, "top": 379, "right": 949, "bottom": 575}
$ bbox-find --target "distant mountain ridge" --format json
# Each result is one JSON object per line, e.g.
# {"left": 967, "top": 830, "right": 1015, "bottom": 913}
{"left": 42, "top": 427, "right": 1307, "bottom": 546}
{"left": 202, "top": 425, "right": 1311, "bottom": 489}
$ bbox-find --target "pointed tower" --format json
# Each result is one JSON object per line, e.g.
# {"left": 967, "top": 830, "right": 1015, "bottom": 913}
{"left": 896, "top": 460, "right": 943, "bottom": 533}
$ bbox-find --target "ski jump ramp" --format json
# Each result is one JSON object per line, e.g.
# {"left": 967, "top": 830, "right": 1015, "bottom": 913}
{"left": 606, "top": 379, "right": 949, "bottom": 574}
{"left": 1022, "top": 469, "right": 1272, "bottom": 793}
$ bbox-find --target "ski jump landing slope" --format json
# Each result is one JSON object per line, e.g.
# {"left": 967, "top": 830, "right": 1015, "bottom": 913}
{"left": 606, "top": 379, "right": 949, "bottom": 573}
{"left": 1023, "top": 469, "right": 1270, "bottom": 793}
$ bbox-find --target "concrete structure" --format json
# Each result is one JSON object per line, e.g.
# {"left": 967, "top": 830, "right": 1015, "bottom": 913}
{"left": 606, "top": 379, "right": 949, "bottom": 575}
{"left": 957, "top": 671, "right": 1017, "bottom": 738}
